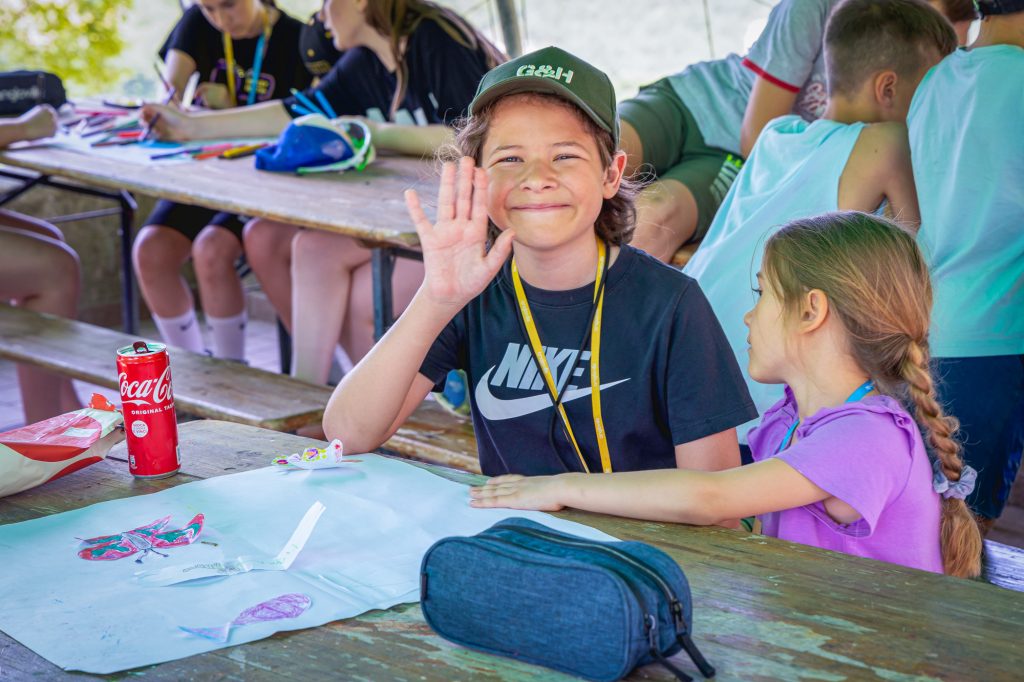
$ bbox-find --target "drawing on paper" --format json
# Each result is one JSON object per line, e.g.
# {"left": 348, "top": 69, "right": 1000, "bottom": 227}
{"left": 78, "top": 513, "right": 204, "bottom": 563}
{"left": 180, "top": 593, "right": 312, "bottom": 642}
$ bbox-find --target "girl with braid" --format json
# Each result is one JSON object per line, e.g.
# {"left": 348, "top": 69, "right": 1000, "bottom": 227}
{"left": 473, "top": 212, "right": 984, "bottom": 578}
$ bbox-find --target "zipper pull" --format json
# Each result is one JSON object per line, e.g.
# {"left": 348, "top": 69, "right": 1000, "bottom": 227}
{"left": 648, "top": 613, "right": 695, "bottom": 682}
{"left": 677, "top": 633, "right": 716, "bottom": 679}
{"left": 645, "top": 613, "right": 659, "bottom": 652}
{"left": 671, "top": 600, "right": 687, "bottom": 632}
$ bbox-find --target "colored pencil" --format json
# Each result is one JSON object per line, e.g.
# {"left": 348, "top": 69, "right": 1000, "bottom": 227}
{"left": 290, "top": 103, "right": 316, "bottom": 117}
{"left": 220, "top": 142, "right": 268, "bottom": 159}
{"left": 290, "top": 88, "right": 326, "bottom": 117}
{"left": 91, "top": 138, "right": 143, "bottom": 148}
{"left": 152, "top": 60, "right": 172, "bottom": 95}
{"left": 150, "top": 147, "right": 202, "bottom": 160}
{"left": 314, "top": 91, "right": 337, "bottom": 119}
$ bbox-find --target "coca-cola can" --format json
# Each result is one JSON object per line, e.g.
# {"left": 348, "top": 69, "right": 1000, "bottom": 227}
{"left": 116, "top": 341, "right": 180, "bottom": 478}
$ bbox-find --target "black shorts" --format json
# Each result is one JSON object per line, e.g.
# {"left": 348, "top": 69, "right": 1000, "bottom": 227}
{"left": 144, "top": 200, "right": 245, "bottom": 241}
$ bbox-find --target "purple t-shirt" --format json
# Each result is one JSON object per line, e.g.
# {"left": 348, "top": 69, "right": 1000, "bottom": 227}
{"left": 748, "top": 387, "right": 943, "bottom": 574}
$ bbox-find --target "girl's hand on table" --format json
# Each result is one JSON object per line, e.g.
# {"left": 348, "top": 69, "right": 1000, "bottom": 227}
{"left": 469, "top": 475, "right": 567, "bottom": 512}
{"left": 404, "top": 157, "right": 514, "bottom": 310}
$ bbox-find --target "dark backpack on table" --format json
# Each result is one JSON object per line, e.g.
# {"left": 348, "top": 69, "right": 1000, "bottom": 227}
{"left": 0, "top": 71, "right": 67, "bottom": 116}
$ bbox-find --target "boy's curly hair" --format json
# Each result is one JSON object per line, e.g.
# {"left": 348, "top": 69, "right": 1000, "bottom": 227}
{"left": 441, "top": 92, "right": 638, "bottom": 246}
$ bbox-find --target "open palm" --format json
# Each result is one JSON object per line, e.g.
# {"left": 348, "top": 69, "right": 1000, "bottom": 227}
{"left": 405, "top": 157, "right": 514, "bottom": 309}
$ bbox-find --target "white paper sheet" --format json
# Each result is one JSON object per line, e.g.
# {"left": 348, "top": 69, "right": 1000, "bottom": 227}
{"left": 0, "top": 455, "right": 614, "bottom": 673}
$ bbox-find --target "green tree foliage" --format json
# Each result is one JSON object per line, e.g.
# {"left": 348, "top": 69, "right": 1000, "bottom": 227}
{"left": 0, "top": 0, "right": 134, "bottom": 97}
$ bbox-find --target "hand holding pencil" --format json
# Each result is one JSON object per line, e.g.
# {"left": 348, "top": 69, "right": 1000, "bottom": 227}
{"left": 140, "top": 100, "right": 194, "bottom": 142}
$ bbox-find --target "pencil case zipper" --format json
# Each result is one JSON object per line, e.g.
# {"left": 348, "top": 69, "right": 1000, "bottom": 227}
{"left": 485, "top": 524, "right": 710, "bottom": 681}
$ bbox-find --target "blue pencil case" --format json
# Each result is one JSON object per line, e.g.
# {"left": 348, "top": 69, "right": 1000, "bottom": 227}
{"left": 420, "top": 517, "right": 715, "bottom": 681}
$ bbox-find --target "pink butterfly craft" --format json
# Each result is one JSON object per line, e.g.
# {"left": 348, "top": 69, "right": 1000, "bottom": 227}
{"left": 77, "top": 513, "right": 204, "bottom": 563}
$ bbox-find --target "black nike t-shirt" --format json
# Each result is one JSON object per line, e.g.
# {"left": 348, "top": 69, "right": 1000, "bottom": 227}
{"left": 160, "top": 6, "right": 312, "bottom": 106}
{"left": 420, "top": 246, "right": 758, "bottom": 476}
{"left": 282, "top": 18, "right": 490, "bottom": 124}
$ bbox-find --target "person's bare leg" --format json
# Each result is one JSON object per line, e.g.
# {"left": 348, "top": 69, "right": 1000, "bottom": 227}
{"left": 343, "top": 257, "right": 424, "bottom": 362}
{"left": 629, "top": 179, "right": 700, "bottom": 263}
{"left": 193, "top": 225, "right": 248, "bottom": 360}
{"left": 193, "top": 225, "right": 244, "bottom": 317}
{"left": 133, "top": 225, "right": 194, "bottom": 317}
{"left": 243, "top": 218, "right": 300, "bottom": 332}
{"left": 0, "top": 226, "right": 81, "bottom": 422}
{"left": 290, "top": 231, "right": 371, "bottom": 384}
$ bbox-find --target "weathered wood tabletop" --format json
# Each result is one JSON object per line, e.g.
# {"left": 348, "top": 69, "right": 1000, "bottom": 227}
{"left": 0, "top": 143, "right": 438, "bottom": 245}
{"left": 1, "top": 420, "right": 1020, "bottom": 681}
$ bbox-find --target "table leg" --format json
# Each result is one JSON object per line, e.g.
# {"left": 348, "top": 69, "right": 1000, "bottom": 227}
{"left": 371, "top": 247, "right": 397, "bottom": 341}
{"left": 118, "top": 190, "right": 138, "bottom": 334}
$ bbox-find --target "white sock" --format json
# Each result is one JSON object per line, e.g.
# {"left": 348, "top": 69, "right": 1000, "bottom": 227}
{"left": 334, "top": 345, "right": 354, "bottom": 374}
{"left": 153, "top": 309, "right": 205, "bottom": 353}
{"left": 206, "top": 311, "right": 248, "bottom": 361}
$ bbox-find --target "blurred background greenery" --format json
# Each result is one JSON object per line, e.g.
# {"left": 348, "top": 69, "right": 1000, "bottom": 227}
{"left": 0, "top": 0, "right": 773, "bottom": 102}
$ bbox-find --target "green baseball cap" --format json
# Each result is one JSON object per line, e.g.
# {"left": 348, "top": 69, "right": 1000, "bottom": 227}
{"left": 469, "top": 46, "right": 619, "bottom": 146}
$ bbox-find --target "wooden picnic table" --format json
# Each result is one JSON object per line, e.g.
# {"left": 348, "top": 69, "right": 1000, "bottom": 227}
{"left": 1, "top": 419, "right": 1020, "bottom": 680}
{"left": 0, "top": 143, "right": 433, "bottom": 245}
{"left": 0, "top": 142, "right": 436, "bottom": 335}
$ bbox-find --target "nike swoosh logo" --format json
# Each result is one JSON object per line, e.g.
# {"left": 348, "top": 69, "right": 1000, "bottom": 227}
{"left": 474, "top": 366, "right": 630, "bottom": 421}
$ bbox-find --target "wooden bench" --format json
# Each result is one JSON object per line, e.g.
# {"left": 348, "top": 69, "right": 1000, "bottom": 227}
{"left": 0, "top": 304, "right": 481, "bottom": 472}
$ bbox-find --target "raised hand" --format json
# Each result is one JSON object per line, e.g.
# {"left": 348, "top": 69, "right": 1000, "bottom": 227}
{"left": 405, "top": 156, "right": 515, "bottom": 309}
{"left": 18, "top": 105, "right": 58, "bottom": 141}
{"left": 139, "top": 103, "right": 194, "bottom": 142}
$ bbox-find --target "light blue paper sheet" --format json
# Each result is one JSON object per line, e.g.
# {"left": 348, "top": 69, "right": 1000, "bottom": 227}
{"left": 0, "top": 455, "right": 614, "bottom": 673}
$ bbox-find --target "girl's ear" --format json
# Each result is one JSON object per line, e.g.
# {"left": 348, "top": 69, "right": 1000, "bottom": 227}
{"left": 603, "top": 150, "right": 627, "bottom": 200}
{"left": 798, "top": 288, "right": 830, "bottom": 334}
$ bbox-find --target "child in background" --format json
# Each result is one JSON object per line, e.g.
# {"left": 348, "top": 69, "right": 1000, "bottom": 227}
{"left": 472, "top": 212, "right": 984, "bottom": 578}
{"left": 622, "top": 0, "right": 969, "bottom": 263}
{"left": 0, "top": 105, "right": 82, "bottom": 422}
{"left": 683, "top": 0, "right": 956, "bottom": 453}
{"left": 621, "top": 0, "right": 838, "bottom": 262}
{"left": 907, "top": 0, "right": 1024, "bottom": 530}
{"left": 322, "top": 47, "right": 756, "bottom": 478}
{"left": 144, "top": 0, "right": 503, "bottom": 385}
{"left": 136, "top": 0, "right": 311, "bottom": 361}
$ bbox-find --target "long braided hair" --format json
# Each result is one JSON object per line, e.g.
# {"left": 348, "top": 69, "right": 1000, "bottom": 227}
{"left": 762, "top": 211, "right": 982, "bottom": 578}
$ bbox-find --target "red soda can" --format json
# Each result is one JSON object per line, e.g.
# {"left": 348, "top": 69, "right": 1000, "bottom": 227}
{"left": 116, "top": 341, "right": 180, "bottom": 478}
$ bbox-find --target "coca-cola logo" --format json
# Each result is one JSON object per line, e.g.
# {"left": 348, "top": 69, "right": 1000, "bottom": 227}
{"left": 119, "top": 367, "right": 173, "bottom": 406}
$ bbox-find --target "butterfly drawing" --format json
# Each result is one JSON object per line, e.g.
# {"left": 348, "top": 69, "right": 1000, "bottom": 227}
{"left": 77, "top": 514, "right": 204, "bottom": 563}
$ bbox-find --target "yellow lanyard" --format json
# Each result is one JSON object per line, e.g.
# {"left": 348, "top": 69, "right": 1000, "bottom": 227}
{"left": 222, "top": 9, "right": 271, "bottom": 106}
{"left": 510, "top": 238, "right": 612, "bottom": 473}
